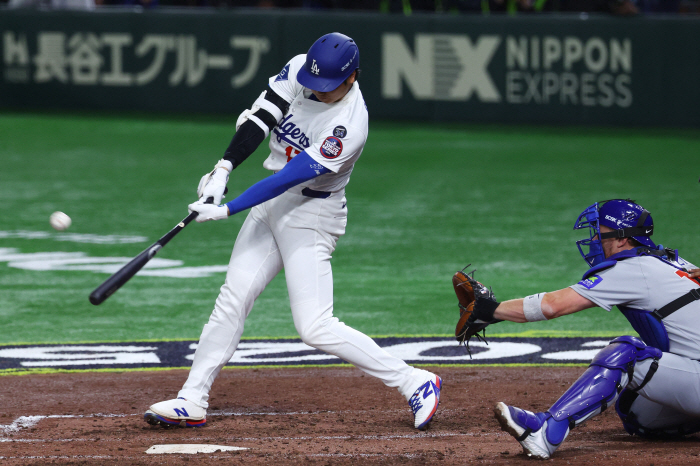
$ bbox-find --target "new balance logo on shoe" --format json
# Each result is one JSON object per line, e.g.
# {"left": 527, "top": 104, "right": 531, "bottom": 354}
{"left": 409, "top": 376, "right": 442, "bottom": 430}
{"left": 408, "top": 391, "right": 424, "bottom": 414}
{"left": 173, "top": 407, "right": 189, "bottom": 418}
{"left": 144, "top": 397, "right": 207, "bottom": 428}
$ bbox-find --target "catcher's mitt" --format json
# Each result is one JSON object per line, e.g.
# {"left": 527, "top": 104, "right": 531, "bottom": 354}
{"left": 453, "top": 265, "right": 501, "bottom": 356}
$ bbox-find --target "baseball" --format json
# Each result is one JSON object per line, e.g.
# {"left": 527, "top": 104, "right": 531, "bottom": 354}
{"left": 50, "top": 211, "right": 72, "bottom": 231}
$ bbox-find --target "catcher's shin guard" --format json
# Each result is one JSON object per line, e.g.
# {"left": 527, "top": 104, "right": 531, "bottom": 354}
{"left": 498, "top": 336, "right": 660, "bottom": 458}
{"left": 548, "top": 336, "right": 660, "bottom": 427}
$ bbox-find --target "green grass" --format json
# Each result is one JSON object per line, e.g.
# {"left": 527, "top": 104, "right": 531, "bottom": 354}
{"left": 1, "top": 111, "right": 698, "bottom": 344}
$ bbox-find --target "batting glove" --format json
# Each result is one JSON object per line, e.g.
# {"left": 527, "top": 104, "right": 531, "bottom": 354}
{"left": 188, "top": 201, "right": 229, "bottom": 223}
{"left": 197, "top": 159, "right": 233, "bottom": 205}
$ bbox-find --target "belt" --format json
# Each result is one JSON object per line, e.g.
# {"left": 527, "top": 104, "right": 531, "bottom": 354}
{"left": 301, "top": 187, "right": 331, "bottom": 199}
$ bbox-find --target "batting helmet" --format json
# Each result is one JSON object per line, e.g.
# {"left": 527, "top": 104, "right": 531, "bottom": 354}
{"left": 574, "top": 199, "right": 655, "bottom": 267}
{"left": 296, "top": 32, "right": 360, "bottom": 93}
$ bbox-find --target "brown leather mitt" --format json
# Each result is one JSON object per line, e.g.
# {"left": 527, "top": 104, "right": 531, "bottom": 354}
{"left": 452, "top": 266, "right": 501, "bottom": 354}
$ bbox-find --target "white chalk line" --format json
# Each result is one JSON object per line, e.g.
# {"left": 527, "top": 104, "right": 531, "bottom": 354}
{"left": 0, "top": 453, "right": 437, "bottom": 460}
{"left": 0, "top": 455, "right": 238, "bottom": 460}
{"left": 1, "top": 406, "right": 450, "bottom": 433}
{"left": 0, "top": 411, "right": 330, "bottom": 443}
{"left": 2, "top": 431, "right": 490, "bottom": 444}
{"left": 0, "top": 413, "right": 131, "bottom": 437}
{"left": 0, "top": 455, "right": 118, "bottom": 460}
{"left": 0, "top": 411, "right": 350, "bottom": 436}
{"left": 0, "top": 409, "right": 353, "bottom": 435}
{"left": 1, "top": 410, "right": 487, "bottom": 446}
{"left": 0, "top": 454, "right": 432, "bottom": 460}
{"left": 306, "top": 453, "right": 431, "bottom": 459}
{"left": 232, "top": 432, "right": 485, "bottom": 442}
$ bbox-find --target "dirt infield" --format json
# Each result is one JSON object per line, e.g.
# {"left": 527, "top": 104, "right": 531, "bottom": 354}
{"left": 2, "top": 366, "right": 700, "bottom": 465}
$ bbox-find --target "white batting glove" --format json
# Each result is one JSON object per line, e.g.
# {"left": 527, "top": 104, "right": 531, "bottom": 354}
{"left": 197, "top": 159, "right": 233, "bottom": 205}
{"left": 188, "top": 201, "right": 229, "bottom": 223}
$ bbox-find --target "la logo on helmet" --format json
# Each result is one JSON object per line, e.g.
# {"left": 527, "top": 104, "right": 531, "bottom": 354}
{"left": 311, "top": 59, "right": 320, "bottom": 76}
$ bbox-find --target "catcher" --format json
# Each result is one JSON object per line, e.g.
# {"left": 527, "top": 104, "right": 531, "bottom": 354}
{"left": 452, "top": 199, "right": 700, "bottom": 459}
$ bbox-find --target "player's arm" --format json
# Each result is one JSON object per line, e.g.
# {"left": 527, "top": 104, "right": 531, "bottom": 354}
{"left": 223, "top": 88, "right": 290, "bottom": 170}
{"left": 494, "top": 288, "right": 597, "bottom": 323}
{"left": 188, "top": 152, "right": 330, "bottom": 222}
{"left": 196, "top": 88, "right": 291, "bottom": 204}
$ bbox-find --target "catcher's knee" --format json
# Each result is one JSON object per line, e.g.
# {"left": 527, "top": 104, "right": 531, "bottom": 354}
{"left": 615, "top": 389, "right": 700, "bottom": 439}
{"left": 590, "top": 336, "right": 661, "bottom": 372}
{"left": 592, "top": 336, "right": 662, "bottom": 394}
{"left": 616, "top": 390, "right": 653, "bottom": 438}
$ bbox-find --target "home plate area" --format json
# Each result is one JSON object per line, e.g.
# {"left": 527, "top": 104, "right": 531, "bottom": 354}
{"left": 2, "top": 367, "right": 700, "bottom": 464}
{"left": 145, "top": 444, "right": 248, "bottom": 454}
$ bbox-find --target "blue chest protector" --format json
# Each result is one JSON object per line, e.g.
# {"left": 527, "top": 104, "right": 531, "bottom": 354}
{"left": 581, "top": 247, "right": 685, "bottom": 353}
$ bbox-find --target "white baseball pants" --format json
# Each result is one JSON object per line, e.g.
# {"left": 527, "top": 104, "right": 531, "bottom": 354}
{"left": 179, "top": 187, "right": 428, "bottom": 408}
{"left": 627, "top": 353, "right": 700, "bottom": 431}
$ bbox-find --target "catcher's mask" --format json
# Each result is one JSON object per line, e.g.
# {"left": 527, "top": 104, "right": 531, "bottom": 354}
{"left": 574, "top": 199, "right": 655, "bottom": 267}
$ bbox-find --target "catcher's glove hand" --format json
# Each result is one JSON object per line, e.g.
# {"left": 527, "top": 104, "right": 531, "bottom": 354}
{"left": 453, "top": 265, "right": 502, "bottom": 356}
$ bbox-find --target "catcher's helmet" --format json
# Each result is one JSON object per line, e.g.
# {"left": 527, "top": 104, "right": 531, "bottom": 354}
{"left": 296, "top": 32, "right": 359, "bottom": 93}
{"left": 574, "top": 199, "right": 655, "bottom": 267}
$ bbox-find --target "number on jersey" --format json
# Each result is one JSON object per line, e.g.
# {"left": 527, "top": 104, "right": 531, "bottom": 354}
{"left": 285, "top": 146, "right": 300, "bottom": 162}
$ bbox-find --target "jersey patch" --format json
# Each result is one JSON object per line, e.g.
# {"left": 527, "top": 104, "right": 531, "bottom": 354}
{"left": 578, "top": 274, "right": 603, "bottom": 289}
{"left": 333, "top": 126, "right": 347, "bottom": 138}
{"left": 320, "top": 137, "right": 343, "bottom": 159}
{"left": 275, "top": 64, "right": 290, "bottom": 82}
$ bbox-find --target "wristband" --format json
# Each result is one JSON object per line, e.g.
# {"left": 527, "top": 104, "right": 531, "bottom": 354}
{"left": 523, "top": 293, "right": 547, "bottom": 322}
{"left": 215, "top": 159, "right": 233, "bottom": 173}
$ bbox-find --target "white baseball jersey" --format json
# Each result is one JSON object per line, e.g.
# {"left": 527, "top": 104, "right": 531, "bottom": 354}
{"left": 571, "top": 255, "right": 700, "bottom": 359}
{"left": 178, "top": 52, "right": 432, "bottom": 412}
{"left": 264, "top": 54, "right": 368, "bottom": 193}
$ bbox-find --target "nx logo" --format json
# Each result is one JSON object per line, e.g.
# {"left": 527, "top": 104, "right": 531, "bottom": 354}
{"left": 382, "top": 33, "right": 501, "bottom": 102}
{"left": 310, "top": 59, "right": 320, "bottom": 75}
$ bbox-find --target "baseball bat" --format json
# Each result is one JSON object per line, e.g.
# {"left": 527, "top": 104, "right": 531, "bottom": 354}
{"left": 88, "top": 197, "right": 214, "bottom": 305}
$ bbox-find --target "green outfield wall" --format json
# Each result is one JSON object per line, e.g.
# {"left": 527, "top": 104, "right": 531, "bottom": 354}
{"left": 1, "top": 9, "right": 699, "bottom": 126}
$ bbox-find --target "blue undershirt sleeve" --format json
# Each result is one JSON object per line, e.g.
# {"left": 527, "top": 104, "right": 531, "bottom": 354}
{"left": 224, "top": 151, "right": 331, "bottom": 216}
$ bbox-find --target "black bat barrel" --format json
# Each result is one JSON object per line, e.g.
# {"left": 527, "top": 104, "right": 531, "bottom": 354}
{"left": 88, "top": 209, "right": 200, "bottom": 305}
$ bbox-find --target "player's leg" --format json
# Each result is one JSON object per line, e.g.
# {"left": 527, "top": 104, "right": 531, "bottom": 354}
{"left": 616, "top": 352, "right": 700, "bottom": 437}
{"left": 272, "top": 190, "right": 441, "bottom": 430}
{"left": 495, "top": 336, "right": 661, "bottom": 458}
{"left": 145, "top": 207, "right": 283, "bottom": 427}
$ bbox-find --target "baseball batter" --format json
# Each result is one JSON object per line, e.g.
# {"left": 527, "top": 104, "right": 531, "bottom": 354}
{"left": 144, "top": 33, "right": 441, "bottom": 431}
{"left": 456, "top": 199, "right": 700, "bottom": 459}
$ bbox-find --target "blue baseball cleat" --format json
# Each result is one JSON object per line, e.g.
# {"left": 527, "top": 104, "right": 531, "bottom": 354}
{"left": 409, "top": 375, "right": 442, "bottom": 430}
{"left": 144, "top": 397, "right": 207, "bottom": 428}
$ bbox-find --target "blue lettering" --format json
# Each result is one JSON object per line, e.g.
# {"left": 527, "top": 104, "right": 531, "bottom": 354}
{"left": 272, "top": 115, "right": 311, "bottom": 151}
{"left": 174, "top": 407, "right": 190, "bottom": 417}
{"left": 274, "top": 64, "right": 290, "bottom": 82}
